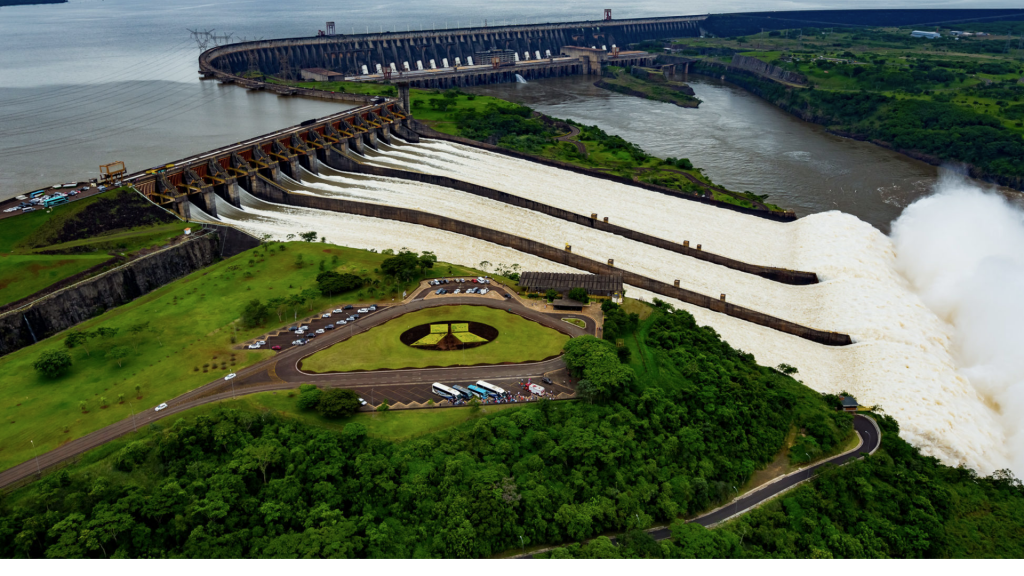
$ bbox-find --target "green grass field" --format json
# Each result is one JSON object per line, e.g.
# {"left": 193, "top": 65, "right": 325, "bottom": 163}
{"left": 454, "top": 332, "right": 488, "bottom": 343}
{"left": 562, "top": 318, "right": 586, "bottom": 329}
{"left": 0, "top": 254, "right": 112, "bottom": 305}
{"left": 412, "top": 333, "right": 445, "bottom": 346}
{"left": 0, "top": 242, "right": 501, "bottom": 474}
{"left": 301, "top": 305, "right": 568, "bottom": 373}
{"left": 0, "top": 190, "right": 191, "bottom": 307}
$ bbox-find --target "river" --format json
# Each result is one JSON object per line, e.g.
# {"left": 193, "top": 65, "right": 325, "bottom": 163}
{"left": 472, "top": 75, "right": 961, "bottom": 232}
{"left": 1, "top": 0, "right": 1016, "bottom": 230}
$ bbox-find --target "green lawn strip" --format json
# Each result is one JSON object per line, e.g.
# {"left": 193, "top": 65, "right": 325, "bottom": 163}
{"left": 453, "top": 332, "right": 488, "bottom": 343}
{"left": 301, "top": 305, "right": 568, "bottom": 373}
{"left": 562, "top": 318, "right": 586, "bottom": 329}
{"left": 0, "top": 254, "right": 112, "bottom": 306}
{"left": 28, "top": 222, "right": 191, "bottom": 255}
{"left": 0, "top": 241, "right": 483, "bottom": 473}
{"left": 451, "top": 323, "right": 469, "bottom": 333}
{"left": 430, "top": 323, "right": 448, "bottom": 333}
{"left": 412, "top": 333, "right": 445, "bottom": 346}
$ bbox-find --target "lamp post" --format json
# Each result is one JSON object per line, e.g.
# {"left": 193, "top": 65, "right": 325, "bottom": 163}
{"left": 128, "top": 402, "right": 138, "bottom": 432}
{"left": 30, "top": 440, "right": 41, "bottom": 476}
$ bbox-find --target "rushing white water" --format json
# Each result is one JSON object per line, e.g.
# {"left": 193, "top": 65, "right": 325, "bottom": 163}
{"left": 204, "top": 139, "right": 1016, "bottom": 475}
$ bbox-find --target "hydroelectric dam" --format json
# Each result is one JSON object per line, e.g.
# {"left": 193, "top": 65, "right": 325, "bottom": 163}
{"left": 199, "top": 15, "right": 705, "bottom": 88}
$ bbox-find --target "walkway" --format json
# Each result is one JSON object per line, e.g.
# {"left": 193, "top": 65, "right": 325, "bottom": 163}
{"left": 555, "top": 124, "right": 587, "bottom": 157}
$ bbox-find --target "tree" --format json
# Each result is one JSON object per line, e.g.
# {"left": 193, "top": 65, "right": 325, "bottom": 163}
{"left": 376, "top": 400, "right": 390, "bottom": 413}
{"left": 316, "top": 271, "right": 365, "bottom": 297}
{"left": 241, "top": 299, "right": 272, "bottom": 328}
{"left": 126, "top": 322, "right": 151, "bottom": 353}
{"left": 34, "top": 349, "right": 73, "bottom": 378}
{"left": 299, "top": 231, "right": 319, "bottom": 242}
{"left": 268, "top": 297, "right": 288, "bottom": 322}
{"left": 134, "top": 384, "right": 141, "bottom": 399}
{"left": 106, "top": 346, "right": 131, "bottom": 368}
{"left": 117, "top": 393, "right": 125, "bottom": 404}
{"left": 297, "top": 384, "right": 322, "bottom": 411}
{"left": 95, "top": 327, "right": 119, "bottom": 340}
{"left": 294, "top": 254, "right": 305, "bottom": 268}
{"left": 380, "top": 250, "right": 434, "bottom": 282}
{"left": 777, "top": 363, "right": 799, "bottom": 375}
{"left": 545, "top": 289, "right": 560, "bottom": 302}
{"left": 63, "top": 331, "right": 94, "bottom": 356}
{"left": 567, "top": 287, "right": 590, "bottom": 304}
{"left": 300, "top": 288, "right": 321, "bottom": 311}
{"left": 316, "top": 388, "right": 362, "bottom": 419}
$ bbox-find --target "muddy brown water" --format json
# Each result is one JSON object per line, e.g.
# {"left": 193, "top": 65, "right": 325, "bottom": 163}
{"left": 470, "top": 74, "right": 1023, "bottom": 232}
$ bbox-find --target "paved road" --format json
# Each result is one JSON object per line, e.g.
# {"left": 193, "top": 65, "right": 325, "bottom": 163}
{"left": 0, "top": 295, "right": 586, "bottom": 491}
{"left": 555, "top": 124, "right": 587, "bottom": 157}
{"left": 521, "top": 414, "right": 880, "bottom": 557}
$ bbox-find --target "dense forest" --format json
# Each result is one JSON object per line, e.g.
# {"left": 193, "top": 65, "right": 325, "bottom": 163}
{"left": 0, "top": 304, "right": 854, "bottom": 558}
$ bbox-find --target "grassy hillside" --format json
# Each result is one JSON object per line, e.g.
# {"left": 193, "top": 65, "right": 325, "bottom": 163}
{"left": 0, "top": 188, "right": 188, "bottom": 307}
{"left": 0, "top": 240, "right": 500, "bottom": 473}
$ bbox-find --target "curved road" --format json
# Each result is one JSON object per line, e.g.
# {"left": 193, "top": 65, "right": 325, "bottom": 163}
{"left": 520, "top": 414, "right": 880, "bottom": 557}
{"left": 555, "top": 124, "right": 587, "bottom": 157}
{"left": 0, "top": 295, "right": 588, "bottom": 492}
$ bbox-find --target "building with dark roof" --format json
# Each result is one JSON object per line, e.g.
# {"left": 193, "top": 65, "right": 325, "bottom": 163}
{"left": 519, "top": 272, "right": 623, "bottom": 297}
{"left": 839, "top": 395, "right": 859, "bottom": 412}
{"left": 552, "top": 298, "right": 586, "bottom": 311}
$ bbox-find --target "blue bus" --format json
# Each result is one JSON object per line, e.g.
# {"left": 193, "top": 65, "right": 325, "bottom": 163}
{"left": 467, "top": 384, "right": 495, "bottom": 399}
{"left": 43, "top": 196, "right": 68, "bottom": 208}
{"left": 29, "top": 189, "right": 47, "bottom": 198}
{"left": 450, "top": 385, "right": 473, "bottom": 401}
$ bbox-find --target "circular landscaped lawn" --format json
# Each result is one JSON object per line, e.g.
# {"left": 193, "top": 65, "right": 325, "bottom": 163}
{"left": 299, "top": 305, "right": 569, "bottom": 373}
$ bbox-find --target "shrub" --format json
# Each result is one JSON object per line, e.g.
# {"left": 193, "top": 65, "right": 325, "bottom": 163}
{"left": 33, "top": 349, "right": 73, "bottom": 378}
{"left": 316, "top": 388, "right": 362, "bottom": 419}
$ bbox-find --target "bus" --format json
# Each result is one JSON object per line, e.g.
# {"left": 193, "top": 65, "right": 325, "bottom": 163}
{"left": 450, "top": 384, "right": 473, "bottom": 400}
{"left": 29, "top": 189, "right": 47, "bottom": 198}
{"left": 476, "top": 381, "right": 506, "bottom": 398}
{"left": 43, "top": 196, "right": 68, "bottom": 208}
{"left": 466, "top": 384, "right": 489, "bottom": 399}
{"left": 431, "top": 382, "right": 460, "bottom": 400}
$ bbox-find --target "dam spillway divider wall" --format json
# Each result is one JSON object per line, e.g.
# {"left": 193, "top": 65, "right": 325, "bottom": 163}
{"left": 252, "top": 161, "right": 851, "bottom": 347}
{"left": 329, "top": 147, "right": 818, "bottom": 285}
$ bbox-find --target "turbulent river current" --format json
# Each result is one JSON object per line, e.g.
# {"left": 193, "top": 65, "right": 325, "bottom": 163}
{"left": 191, "top": 137, "right": 1024, "bottom": 476}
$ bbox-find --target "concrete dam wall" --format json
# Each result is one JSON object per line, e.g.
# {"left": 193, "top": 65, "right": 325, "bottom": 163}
{"left": 203, "top": 16, "right": 705, "bottom": 78}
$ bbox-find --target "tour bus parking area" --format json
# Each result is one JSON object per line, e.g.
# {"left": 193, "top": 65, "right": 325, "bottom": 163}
{"left": 0, "top": 185, "right": 106, "bottom": 221}
{"left": 342, "top": 370, "right": 576, "bottom": 407}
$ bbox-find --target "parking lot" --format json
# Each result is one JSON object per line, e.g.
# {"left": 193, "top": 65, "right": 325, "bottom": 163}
{"left": 248, "top": 304, "right": 387, "bottom": 353}
{"left": 340, "top": 369, "right": 576, "bottom": 407}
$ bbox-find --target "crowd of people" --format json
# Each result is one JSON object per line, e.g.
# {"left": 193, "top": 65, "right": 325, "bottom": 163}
{"left": 448, "top": 390, "right": 544, "bottom": 406}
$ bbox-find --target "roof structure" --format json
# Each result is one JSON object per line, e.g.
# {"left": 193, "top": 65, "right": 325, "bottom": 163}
{"left": 552, "top": 298, "right": 586, "bottom": 309}
{"left": 840, "top": 395, "right": 859, "bottom": 407}
{"left": 519, "top": 272, "right": 623, "bottom": 295}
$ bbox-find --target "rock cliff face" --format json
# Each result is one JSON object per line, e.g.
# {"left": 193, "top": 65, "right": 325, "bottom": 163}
{"left": 729, "top": 55, "right": 807, "bottom": 85}
{"left": 0, "top": 232, "right": 222, "bottom": 357}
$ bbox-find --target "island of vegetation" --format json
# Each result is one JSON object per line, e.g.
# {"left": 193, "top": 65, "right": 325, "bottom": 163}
{"left": 595, "top": 65, "right": 702, "bottom": 108}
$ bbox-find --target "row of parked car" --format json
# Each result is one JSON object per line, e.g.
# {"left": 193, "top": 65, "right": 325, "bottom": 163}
{"left": 430, "top": 277, "right": 492, "bottom": 287}
{"left": 285, "top": 304, "right": 379, "bottom": 346}
{"left": 435, "top": 287, "right": 491, "bottom": 296}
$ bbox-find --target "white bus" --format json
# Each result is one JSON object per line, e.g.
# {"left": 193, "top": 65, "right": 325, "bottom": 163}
{"left": 476, "top": 380, "right": 506, "bottom": 398}
{"left": 431, "top": 382, "right": 460, "bottom": 400}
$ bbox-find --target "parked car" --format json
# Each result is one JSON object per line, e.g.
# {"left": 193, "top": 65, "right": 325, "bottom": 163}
{"left": 294, "top": 340, "right": 307, "bottom": 346}
{"left": 288, "top": 325, "right": 298, "bottom": 331}
{"left": 333, "top": 308, "right": 344, "bottom": 314}
{"left": 22, "top": 207, "right": 35, "bottom": 212}
{"left": 315, "top": 328, "right": 325, "bottom": 334}
{"left": 435, "top": 289, "right": 444, "bottom": 295}
{"left": 343, "top": 305, "right": 354, "bottom": 310}
{"left": 255, "top": 340, "right": 266, "bottom": 345}
{"left": 337, "top": 320, "right": 347, "bottom": 325}
{"left": 369, "top": 305, "right": 377, "bottom": 311}
{"left": 352, "top": 313, "right": 360, "bottom": 319}
{"left": 466, "top": 288, "right": 476, "bottom": 294}
{"left": 357, "top": 308, "right": 368, "bottom": 313}
{"left": 306, "top": 332, "right": 316, "bottom": 339}
{"left": 325, "top": 324, "right": 335, "bottom": 330}
{"left": 271, "top": 345, "right": 282, "bottom": 351}
{"left": 247, "top": 344, "right": 261, "bottom": 349}
{"left": 292, "top": 340, "right": 304, "bottom": 345}
{"left": 454, "top": 289, "right": 461, "bottom": 294}
{"left": 300, "top": 325, "right": 310, "bottom": 330}
{"left": 322, "top": 313, "right": 331, "bottom": 318}
{"left": 225, "top": 373, "right": 236, "bottom": 380}
{"left": 480, "top": 289, "right": 489, "bottom": 295}
{"left": 541, "top": 377, "right": 553, "bottom": 385}
{"left": 155, "top": 403, "right": 168, "bottom": 412}
{"left": 503, "top": 293, "right": 512, "bottom": 299}
{"left": 358, "top": 397, "right": 368, "bottom": 406}
{"left": 295, "top": 330, "right": 305, "bottom": 335}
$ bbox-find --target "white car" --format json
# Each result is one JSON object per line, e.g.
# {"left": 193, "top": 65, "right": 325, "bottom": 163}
{"left": 155, "top": 403, "right": 168, "bottom": 412}
{"left": 225, "top": 373, "right": 237, "bottom": 380}
{"left": 322, "top": 313, "right": 331, "bottom": 318}
{"left": 247, "top": 344, "right": 261, "bottom": 349}
{"left": 337, "top": 320, "right": 347, "bottom": 325}
{"left": 453, "top": 289, "right": 461, "bottom": 294}
{"left": 358, "top": 397, "right": 368, "bottom": 406}
{"left": 369, "top": 305, "right": 377, "bottom": 311}
{"left": 357, "top": 308, "right": 368, "bottom": 313}
{"left": 480, "top": 289, "right": 489, "bottom": 295}
{"left": 315, "top": 328, "right": 325, "bottom": 334}
{"left": 333, "top": 308, "right": 344, "bottom": 313}
{"left": 295, "top": 330, "right": 305, "bottom": 335}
